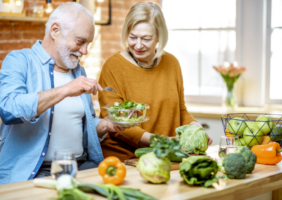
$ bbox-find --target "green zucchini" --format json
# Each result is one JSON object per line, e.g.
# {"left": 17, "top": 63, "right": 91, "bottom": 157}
{"left": 168, "top": 151, "right": 189, "bottom": 162}
{"left": 135, "top": 148, "right": 154, "bottom": 157}
{"left": 135, "top": 148, "right": 189, "bottom": 162}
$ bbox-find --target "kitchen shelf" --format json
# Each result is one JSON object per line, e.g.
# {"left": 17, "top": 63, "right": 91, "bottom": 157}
{"left": 0, "top": 10, "right": 48, "bottom": 22}
{"left": 0, "top": 15, "right": 110, "bottom": 24}
{"left": 0, "top": 15, "right": 48, "bottom": 22}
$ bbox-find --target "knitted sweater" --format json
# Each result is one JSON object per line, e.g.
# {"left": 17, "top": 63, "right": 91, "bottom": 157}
{"left": 98, "top": 51, "right": 196, "bottom": 161}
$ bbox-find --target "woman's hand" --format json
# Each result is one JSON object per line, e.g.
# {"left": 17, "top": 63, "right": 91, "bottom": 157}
{"left": 189, "top": 121, "right": 202, "bottom": 127}
{"left": 189, "top": 121, "right": 213, "bottom": 146}
{"left": 207, "top": 136, "right": 213, "bottom": 146}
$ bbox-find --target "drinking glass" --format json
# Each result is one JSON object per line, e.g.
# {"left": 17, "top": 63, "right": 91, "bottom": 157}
{"left": 51, "top": 150, "right": 78, "bottom": 180}
{"left": 218, "top": 135, "right": 239, "bottom": 159}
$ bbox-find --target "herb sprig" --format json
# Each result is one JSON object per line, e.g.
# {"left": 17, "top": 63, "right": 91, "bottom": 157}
{"left": 149, "top": 134, "right": 181, "bottom": 159}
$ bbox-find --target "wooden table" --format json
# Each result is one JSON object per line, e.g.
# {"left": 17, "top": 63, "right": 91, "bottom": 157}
{"left": 1, "top": 145, "right": 282, "bottom": 200}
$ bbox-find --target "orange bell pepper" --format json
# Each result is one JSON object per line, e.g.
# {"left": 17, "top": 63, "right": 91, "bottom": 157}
{"left": 98, "top": 156, "right": 126, "bottom": 185}
{"left": 251, "top": 142, "right": 282, "bottom": 165}
{"left": 260, "top": 136, "right": 272, "bottom": 145}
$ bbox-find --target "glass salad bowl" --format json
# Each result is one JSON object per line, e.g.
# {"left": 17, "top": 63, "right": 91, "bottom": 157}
{"left": 102, "top": 100, "right": 150, "bottom": 127}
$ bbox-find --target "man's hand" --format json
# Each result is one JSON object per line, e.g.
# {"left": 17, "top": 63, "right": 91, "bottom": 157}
{"left": 63, "top": 76, "right": 103, "bottom": 97}
{"left": 37, "top": 76, "right": 102, "bottom": 116}
{"left": 106, "top": 121, "right": 127, "bottom": 133}
{"left": 96, "top": 119, "right": 127, "bottom": 137}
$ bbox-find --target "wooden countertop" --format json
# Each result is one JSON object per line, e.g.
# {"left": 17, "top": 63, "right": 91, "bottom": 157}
{"left": 1, "top": 145, "right": 282, "bottom": 200}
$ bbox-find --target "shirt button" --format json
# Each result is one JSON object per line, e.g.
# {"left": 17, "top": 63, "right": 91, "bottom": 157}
{"left": 32, "top": 172, "right": 35, "bottom": 175}
{"left": 49, "top": 132, "right": 51, "bottom": 135}
{"left": 51, "top": 72, "right": 53, "bottom": 75}
{"left": 52, "top": 111, "right": 54, "bottom": 114}
{"left": 42, "top": 153, "right": 45, "bottom": 156}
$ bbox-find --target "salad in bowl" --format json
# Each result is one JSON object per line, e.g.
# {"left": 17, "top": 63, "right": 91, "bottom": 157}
{"left": 103, "top": 100, "right": 150, "bottom": 127}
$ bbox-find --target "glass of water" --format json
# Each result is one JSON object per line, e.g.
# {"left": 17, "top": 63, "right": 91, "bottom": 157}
{"left": 218, "top": 135, "right": 239, "bottom": 159}
{"left": 51, "top": 150, "right": 78, "bottom": 180}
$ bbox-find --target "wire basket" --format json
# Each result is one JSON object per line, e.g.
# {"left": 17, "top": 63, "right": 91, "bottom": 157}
{"left": 221, "top": 113, "right": 282, "bottom": 147}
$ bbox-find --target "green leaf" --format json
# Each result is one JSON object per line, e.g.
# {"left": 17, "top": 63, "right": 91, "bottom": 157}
{"left": 78, "top": 183, "right": 157, "bottom": 200}
{"left": 149, "top": 134, "right": 181, "bottom": 159}
{"left": 180, "top": 156, "right": 219, "bottom": 187}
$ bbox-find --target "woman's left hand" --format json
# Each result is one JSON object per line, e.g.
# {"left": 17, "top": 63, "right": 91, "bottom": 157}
{"left": 189, "top": 121, "right": 213, "bottom": 146}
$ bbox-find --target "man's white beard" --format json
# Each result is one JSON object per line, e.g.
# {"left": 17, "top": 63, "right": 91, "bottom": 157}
{"left": 57, "top": 39, "right": 82, "bottom": 69}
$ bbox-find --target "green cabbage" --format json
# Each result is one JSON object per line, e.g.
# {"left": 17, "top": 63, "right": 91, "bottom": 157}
{"left": 176, "top": 125, "right": 209, "bottom": 154}
{"left": 136, "top": 152, "right": 171, "bottom": 184}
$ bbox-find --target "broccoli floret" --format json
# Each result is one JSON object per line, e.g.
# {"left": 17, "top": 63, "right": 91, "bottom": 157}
{"left": 223, "top": 153, "right": 248, "bottom": 179}
{"left": 235, "top": 146, "right": 257, "bottom": 173}
{"left": 217, "top": 160, "right": 226, "bottom": 174}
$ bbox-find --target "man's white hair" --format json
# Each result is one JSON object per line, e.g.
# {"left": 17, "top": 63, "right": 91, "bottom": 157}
{"left": 45, "top": 2, "right": 94, "bottom": 36}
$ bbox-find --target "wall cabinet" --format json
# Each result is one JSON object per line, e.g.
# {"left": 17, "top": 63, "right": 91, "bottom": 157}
{"left": 195, "top": 117, "right": 224, "bottom": 145}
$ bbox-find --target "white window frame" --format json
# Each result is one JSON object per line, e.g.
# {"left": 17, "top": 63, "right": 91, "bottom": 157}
{"left": 265, "top": 0, "right": 282, "bottom": 105}
{"left": 161, "top": 0, "right": 281, "bottom": 106}
{"left": 161, "top": 0, "right": 238, "bottom": 105}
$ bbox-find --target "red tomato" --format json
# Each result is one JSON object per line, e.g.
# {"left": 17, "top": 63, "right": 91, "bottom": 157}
{"left": 119, "top": 111, "right": 124, "bottom": 115}
{"left": 136, "top": 110, "right": 143, "bottom": 117}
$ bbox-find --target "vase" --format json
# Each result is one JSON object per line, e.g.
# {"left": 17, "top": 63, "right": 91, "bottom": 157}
{"left": 222, "top": 81, "right": 238, "bottom": 110}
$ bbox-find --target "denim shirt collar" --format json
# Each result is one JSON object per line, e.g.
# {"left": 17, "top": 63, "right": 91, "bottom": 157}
{"left": 31, "top": 40, "right": 82, "bottom": 77}
{"left": 32, "top": 40, "right": 52, "bottom": 65}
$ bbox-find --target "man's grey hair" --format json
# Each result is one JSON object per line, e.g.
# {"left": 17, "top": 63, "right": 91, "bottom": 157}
{"left": 45, "top": 2, "right": 94, "bottom": 36}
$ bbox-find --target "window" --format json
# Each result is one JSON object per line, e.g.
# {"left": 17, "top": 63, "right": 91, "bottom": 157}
{"left": 162, "top": 0, "right": 236, "bottom": 104}
{"left": 265, "top": 0, "right": 282, "bottom": 104}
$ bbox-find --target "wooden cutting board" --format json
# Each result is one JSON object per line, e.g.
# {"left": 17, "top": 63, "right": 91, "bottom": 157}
{"left": 124, "top": 158, "right": 180, "bottom": 170}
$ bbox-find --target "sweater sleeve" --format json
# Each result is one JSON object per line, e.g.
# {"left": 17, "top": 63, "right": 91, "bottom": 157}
{"left": 174, "top": 57, "right": 197, "bottom": 125}
{"left": 98, "top": 56, "right": 146, "bottom": 148}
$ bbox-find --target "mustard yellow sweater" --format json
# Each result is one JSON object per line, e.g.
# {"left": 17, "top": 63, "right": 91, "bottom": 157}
{"left": 98, "top": 52, "right": 196, "bottom": 161}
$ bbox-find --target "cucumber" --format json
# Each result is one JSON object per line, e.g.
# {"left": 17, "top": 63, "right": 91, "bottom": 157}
{"left": 135, "top": 148, "right": 154, "bottom": 157}
{"left": 168, "top": 151, "right": 189, "bottom": 162}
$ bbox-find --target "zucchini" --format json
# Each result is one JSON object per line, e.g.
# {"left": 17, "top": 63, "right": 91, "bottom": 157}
{"left": 135, "top": 148, "right": 154, "bottom": 157}
{"left": 168, "top": 151, "right": 189, "bottom": 162}
{"left": 135, "top": 148, "right": 189, "bottom": 162}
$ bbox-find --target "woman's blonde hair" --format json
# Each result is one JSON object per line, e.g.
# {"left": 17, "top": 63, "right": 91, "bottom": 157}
{"left": 121, "top": 2, "right": 168, "bottom": 59}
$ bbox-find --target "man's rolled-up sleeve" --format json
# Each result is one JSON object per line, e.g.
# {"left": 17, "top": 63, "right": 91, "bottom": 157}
{"left": 0, "top": 52, "right": 39, "bottom": 125}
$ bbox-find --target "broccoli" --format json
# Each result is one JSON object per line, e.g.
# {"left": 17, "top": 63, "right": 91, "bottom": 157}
{"left": 235, "top": 146, "right": 257, "bottom": 173}
{"left": 223, "top": 153, "right": 248, "bottom": 179}
{"left": 216, "top": 160, "right": 226, "bottom": 174}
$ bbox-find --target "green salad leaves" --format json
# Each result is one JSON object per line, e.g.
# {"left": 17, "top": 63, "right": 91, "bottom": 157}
{"left": 111, "top": 100, "right": 145, "bottom": 110}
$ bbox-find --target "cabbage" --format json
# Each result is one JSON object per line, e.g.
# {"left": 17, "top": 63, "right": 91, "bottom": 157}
{"left": 136, "top": 152, "right": 171, "bottom": 184}
{"left": 176, "top": 125, "right": 209, "bottom": 154}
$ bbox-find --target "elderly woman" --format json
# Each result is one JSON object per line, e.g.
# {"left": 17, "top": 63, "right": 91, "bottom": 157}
{"left": 98, "top": 2, "right": 213, "bottom": 161}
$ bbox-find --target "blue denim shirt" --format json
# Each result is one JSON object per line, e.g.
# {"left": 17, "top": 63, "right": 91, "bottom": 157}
{"left": 0, "top": 41, "right": 104, "bottom": 184}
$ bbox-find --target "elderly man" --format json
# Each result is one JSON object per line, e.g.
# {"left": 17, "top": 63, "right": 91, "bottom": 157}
{"left": 0, "top": 2, "right": 124, "bottom": 184}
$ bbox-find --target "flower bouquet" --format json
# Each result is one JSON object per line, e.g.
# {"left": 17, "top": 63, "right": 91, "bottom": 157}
{"left": 213, "top": 62, "right": 246, "bottom": 109}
